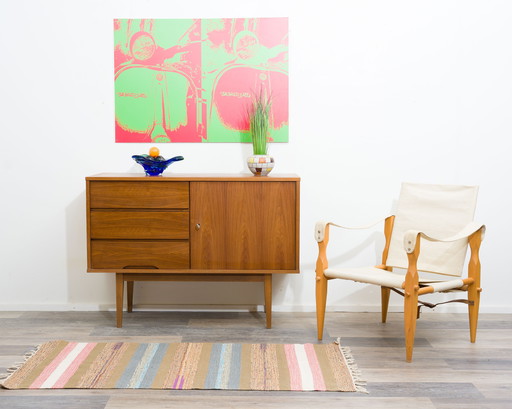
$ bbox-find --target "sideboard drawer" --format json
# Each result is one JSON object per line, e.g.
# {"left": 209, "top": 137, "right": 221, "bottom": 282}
{"left": 90, "top": 211, "right": 189, "bottom": 239}
{"left": 90, "top": 240, "right": 190, "bottom": 269}
{"left": 89, "top": 181, "right": 189, "bottom": 209}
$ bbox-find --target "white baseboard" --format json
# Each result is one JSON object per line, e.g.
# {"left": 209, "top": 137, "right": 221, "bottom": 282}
{"left": 0, "top": 303, "right": 511, "bottom": 313}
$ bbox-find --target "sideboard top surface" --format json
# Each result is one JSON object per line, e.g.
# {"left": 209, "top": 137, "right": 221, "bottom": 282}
{"left": 87, "top": 173, "right": 300, "bottom": 182}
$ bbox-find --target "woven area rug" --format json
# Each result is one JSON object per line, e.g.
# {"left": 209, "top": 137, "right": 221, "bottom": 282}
{"left": 0, "top": 340, "right": 365, "bottom": 392}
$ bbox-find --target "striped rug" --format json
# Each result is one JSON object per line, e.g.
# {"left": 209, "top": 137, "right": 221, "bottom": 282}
{"left": 0, "top": 340, "right": 365, "bottom": 392}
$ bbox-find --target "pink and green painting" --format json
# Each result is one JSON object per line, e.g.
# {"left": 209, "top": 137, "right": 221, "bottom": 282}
{"left": 114, "top": 18, "right": 288, "bottom": 143}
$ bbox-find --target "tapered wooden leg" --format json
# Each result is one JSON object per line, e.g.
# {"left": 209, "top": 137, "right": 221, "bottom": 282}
{"left": 316, "top": 275, "right": 328, "bottom": 340}
{"left": 468, "top": 285, "right": 481, "bottom": 343}
{"left": 127, "top": 281, "right": 134, "bottom": 313}
{"left": 381, "top": 287, "right": 391, "bottom": 323}
{"left": 115, "top": 273, "right": 124, "bottom": 328}
{"left": 264, "top": 274, "right": 272, "bottom": 329}
{"left": 467, "top": 230, "right": 483, "bottom": 343}
{"left": 404, "top": 289, "right": 418, "bottom": 362}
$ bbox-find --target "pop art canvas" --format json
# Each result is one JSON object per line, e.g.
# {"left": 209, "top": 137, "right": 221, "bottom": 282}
{"left": 114, "top": 18, "right": 288, "bottom": 143}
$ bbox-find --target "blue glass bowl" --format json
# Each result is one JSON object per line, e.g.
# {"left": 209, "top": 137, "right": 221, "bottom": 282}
{"left": 132, "top": 154, "right": 184, "bottom": 176}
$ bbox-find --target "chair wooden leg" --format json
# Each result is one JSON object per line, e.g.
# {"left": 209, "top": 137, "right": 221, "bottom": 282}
{"left": 381, "top": 287, "right": 391, "bottom": 323}
{"left": 404, "top": 289, "right": 419, "bottom": 362}
{"left": 316, "top": 275, "right": 328, "bottom": 340}
{"left": 468, "top": 285, "right": 481, "bottom": 343}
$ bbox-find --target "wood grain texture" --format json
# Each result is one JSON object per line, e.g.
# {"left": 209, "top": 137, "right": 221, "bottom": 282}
{"left": 90, "top": 211, "right": 189, "bottom": 240}
{"left": 87, "top": 173, "right": 300, "bottom": 182}
{"left": 90, "top": 241, "right": 189, "bottom": 270}
{"left": 0, "top": 396, "right": 109, "bottom": 409}
{"left": 88, "top": 181, "right": 189, "bottom": 209}
{"left": 190, "top": 181, "right": 297, "bottom": 270}
{"left": 0, "top": 312, "right": 511, "bottom": 409}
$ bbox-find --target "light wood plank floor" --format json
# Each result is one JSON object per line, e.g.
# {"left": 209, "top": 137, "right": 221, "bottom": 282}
{"left": 0, "top": 311, "right": 511, "bottom": 409}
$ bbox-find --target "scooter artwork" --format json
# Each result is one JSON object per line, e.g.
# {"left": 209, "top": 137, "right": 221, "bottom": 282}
{"left": 114, "top": 18, "right": 288, "bottom": 143}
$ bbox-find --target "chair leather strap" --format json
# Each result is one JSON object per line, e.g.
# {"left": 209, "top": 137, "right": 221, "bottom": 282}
{"left": 388, "top": 287, "right": 474, "bottom": 318}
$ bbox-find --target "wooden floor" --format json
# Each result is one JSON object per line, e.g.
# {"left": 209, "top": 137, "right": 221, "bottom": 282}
{"left": 0, "top": 310, "right": 511, "bottom": 408}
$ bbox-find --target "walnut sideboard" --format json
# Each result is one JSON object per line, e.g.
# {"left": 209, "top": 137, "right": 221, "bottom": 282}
{"left": 86, "top": 173, "right": 300, "bottom": 328}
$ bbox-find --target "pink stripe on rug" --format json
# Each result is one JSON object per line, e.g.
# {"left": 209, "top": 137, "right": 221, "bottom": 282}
{"left": 52, "top": 343, "right": 97, "bottom": 388}
{"left": 283, "top": 344, "right": 301, "bottom": 391}
{"left": 40, "top": 343, "right": 88, "bottom": 388}
{"left": 29, "top": 342, "right": 79, "bottom": 388}
{"left": 304, "top": 344, "right": 326, "bottom": 391}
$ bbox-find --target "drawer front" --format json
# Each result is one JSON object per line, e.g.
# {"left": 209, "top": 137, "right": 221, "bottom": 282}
{"left": 90, "top": 211, "right": 189, "bottom": 239}
{"left": 89, "top": 181, "right": 189, "bottom": 209}
{"left": 90, "top": 240, "right": 189, "bottom": 270}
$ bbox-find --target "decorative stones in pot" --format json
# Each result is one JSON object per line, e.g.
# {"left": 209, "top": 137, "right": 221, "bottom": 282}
{"left": 247, "top": 154, "right": 275, "bottom": 176}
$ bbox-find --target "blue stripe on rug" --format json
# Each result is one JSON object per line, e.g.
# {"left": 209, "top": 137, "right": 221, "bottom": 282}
{"left": 227, "top": 343, "right": 242, "bottom": 389}
{"left": 130, "top": 343, "right": 160, "bottom": 388}
{"left": 203, "top": 343, "right": 222, "bottom": 389}
{"left": 138, "top": 343, "right": 169, "bottom": 388}
{"left": 116, "top": 344, "right": 148, "bottom": 388}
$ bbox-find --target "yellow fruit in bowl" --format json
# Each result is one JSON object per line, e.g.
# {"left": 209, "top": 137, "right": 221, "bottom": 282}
{"left": 149, "top": 147, "right": 160, "bottom": 157}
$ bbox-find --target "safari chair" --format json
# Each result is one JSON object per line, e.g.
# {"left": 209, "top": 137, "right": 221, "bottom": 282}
{"left": 315, "top": 183, "right": 485, "bottom": 362}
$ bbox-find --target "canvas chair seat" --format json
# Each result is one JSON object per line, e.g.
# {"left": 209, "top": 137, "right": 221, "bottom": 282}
{"left": 324, "top": 267, "right": 466, "bottom": 292}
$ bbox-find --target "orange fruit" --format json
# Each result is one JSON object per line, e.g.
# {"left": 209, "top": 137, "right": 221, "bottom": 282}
{"left": 149, "top": 147, "right": 160, "bottom": 157}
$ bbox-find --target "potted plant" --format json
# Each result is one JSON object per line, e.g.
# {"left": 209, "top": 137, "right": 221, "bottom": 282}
{"left": 247, "top": 90, "right": 275, "bottom": 176}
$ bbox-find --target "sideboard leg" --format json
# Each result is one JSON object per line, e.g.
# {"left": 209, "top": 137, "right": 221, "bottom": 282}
{"left": 264, "top": 274, "right": 272, "bottom": 329}
{"left": 127, "top": 280, "right": 134, "bottom": 313}
{"left": 116, "top": 273, "right": 124, "bottom": 328}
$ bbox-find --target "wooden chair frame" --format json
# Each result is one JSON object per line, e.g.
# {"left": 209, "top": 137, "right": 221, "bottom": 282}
{"left": 315, "top": 216, "right": 484, "bottom": 362}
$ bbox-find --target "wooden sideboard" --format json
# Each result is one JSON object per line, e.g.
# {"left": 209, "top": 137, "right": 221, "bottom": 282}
{"left": 86, "top": 173, "right": 300, "bottom": 328}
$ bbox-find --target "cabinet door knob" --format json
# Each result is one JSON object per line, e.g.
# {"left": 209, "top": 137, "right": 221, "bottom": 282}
{"left": 195, "top": 223, "right": 201, "bottom": 231}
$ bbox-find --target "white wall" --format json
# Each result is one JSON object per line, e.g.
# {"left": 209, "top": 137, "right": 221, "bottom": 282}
{"left": 1, "top": 0, "right": 511, "bottom": 313}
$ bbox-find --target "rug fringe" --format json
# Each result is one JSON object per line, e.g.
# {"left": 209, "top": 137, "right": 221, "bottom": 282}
{"left": 0, "top": 344, "right": 41, "bottom": 388}
{"left": 335, "top": 338, "right": 368, "bottom": 394}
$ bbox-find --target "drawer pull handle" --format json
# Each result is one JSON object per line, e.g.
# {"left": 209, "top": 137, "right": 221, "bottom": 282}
{"left": 195, "top": 223, "right": 201, "bottom": 231}
{"left": 123, "top": 265, "right": 159, "bottom": 270}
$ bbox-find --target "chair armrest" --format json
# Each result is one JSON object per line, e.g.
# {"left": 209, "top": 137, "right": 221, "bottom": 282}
{"left": 404, "top": 222, "right": 486, "bottom": 254}
{"left": 315, "top": 217, "right": 392, "bottom": 242}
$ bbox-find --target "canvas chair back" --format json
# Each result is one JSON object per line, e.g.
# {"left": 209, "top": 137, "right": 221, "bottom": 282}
{"left": 385, "top": 183, "right": 479, "bottom": 277}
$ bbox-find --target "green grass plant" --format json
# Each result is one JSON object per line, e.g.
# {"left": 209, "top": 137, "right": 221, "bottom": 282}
{"left": 248, "top": 91, "right": 272, "bottom": 155}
